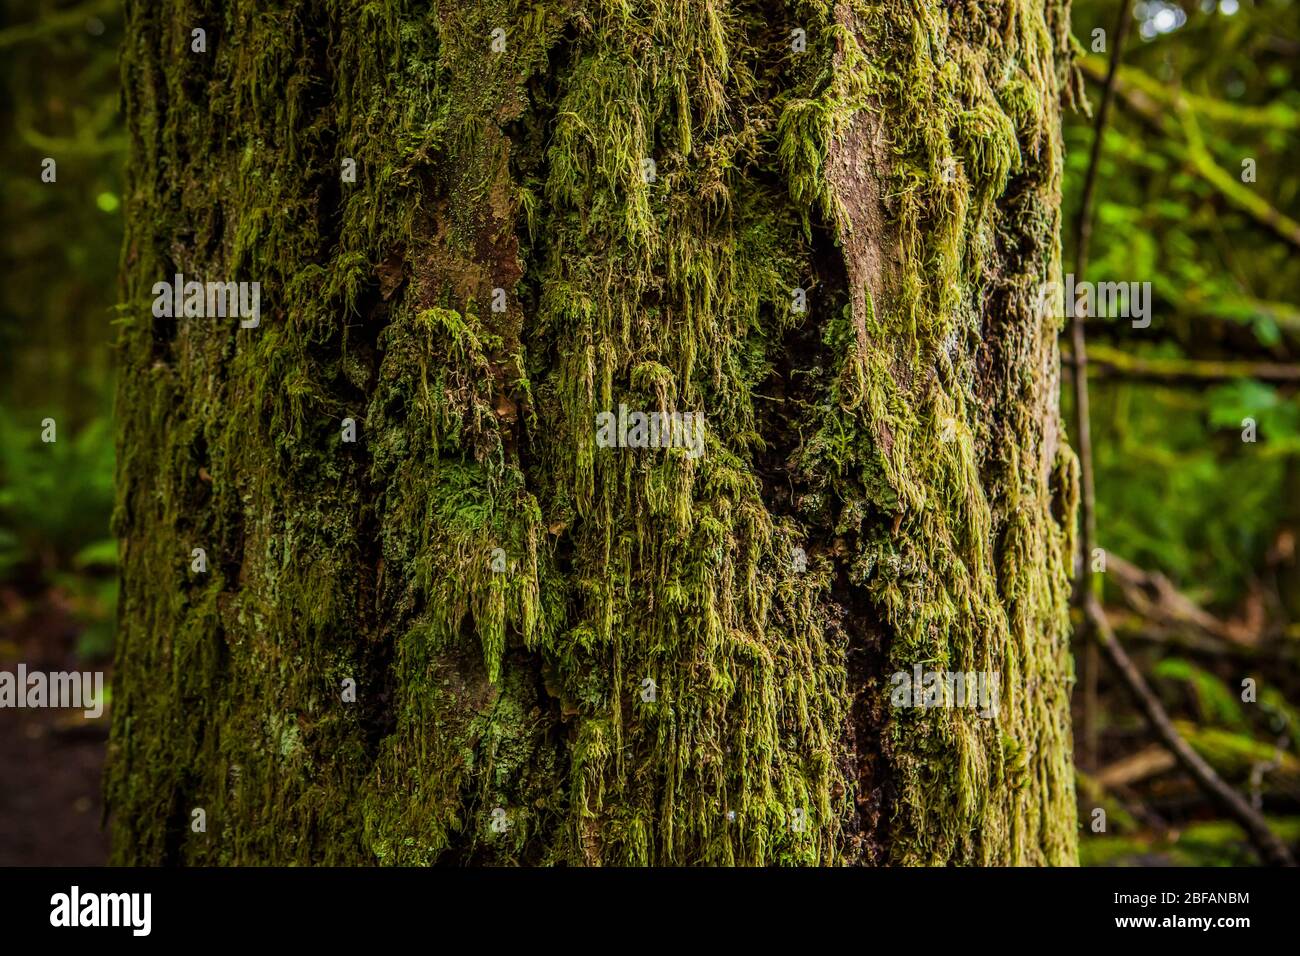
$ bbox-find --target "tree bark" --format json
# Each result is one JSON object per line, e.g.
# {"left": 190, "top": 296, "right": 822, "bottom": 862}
{"left": 108, "top": 0, "right": 1082, "bottom": 865}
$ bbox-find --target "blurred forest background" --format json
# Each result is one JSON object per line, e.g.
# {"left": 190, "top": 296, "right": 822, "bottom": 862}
{"left": 1, "top": 0, "right": 1297, "bottom": 865}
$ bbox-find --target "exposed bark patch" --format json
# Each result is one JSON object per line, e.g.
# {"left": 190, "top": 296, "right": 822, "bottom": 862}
{"left": 826, "top": 108, "right": 897, "bottom": 350}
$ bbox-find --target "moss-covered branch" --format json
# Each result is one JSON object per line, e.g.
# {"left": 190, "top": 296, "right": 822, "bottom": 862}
{"left": 1079, "top": 343, "right": 1300, "bottom": 382}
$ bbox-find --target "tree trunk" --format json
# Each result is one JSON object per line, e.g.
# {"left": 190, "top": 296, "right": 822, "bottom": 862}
{"left": 108, "top": 0, "right": 1082, "bottom": 865}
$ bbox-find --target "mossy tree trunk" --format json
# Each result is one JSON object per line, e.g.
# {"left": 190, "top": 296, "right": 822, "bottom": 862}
{"left": 109, "top": 0, "right": 1081, "bottom": 865}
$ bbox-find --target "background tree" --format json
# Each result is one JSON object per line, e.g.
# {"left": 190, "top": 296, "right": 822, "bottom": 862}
{"left": 101, "top": 0, "right": 1083, "bottom": 865}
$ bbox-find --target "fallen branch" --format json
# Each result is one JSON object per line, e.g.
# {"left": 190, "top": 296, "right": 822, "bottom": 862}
{"left": 1105, "top": 553, "right": 1258, "bottom": 647}
{"left": 1097, "top": 745, "right": 1178, "bottom": 789}
{"left": 1088, "top": 596, "right": 1297, "bottom": 866}
{"left": 1107, "top": 612, "right": 1276, "bottom": 661}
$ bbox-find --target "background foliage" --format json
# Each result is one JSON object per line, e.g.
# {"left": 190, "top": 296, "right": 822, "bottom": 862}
{"left": 1065, "top": 0, "right": 1300, "bottom": 864}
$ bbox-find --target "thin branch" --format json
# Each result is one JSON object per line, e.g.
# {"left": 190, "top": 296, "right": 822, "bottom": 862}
{"left": 1102, "top": 552, "right": 1300, "bottom": 660}
{"left": 1080, "top": 343, "right": 1300, "bottom": 383}
{"left": 1072, "top": 0, "right": 1134, "bottom": 771}
{"left": 1088, "top": 58, "right": 1300, "bottom": 250}
{"left": 1096, "top": 745, "right": 1177, "bottom": 789}
{"left": 1079, "top": 55, "right": 1300, "bottom": 132}
{"left": 1105, "top": 553, "right": 1256, "bottom": 647}
{"left": 1087, "top": 597, "right": 1296, "bottom": 866}
{"left": 1100, "top": 548, "right": 1300, "bottom": 660}
{"left": 1108, "top": 614, "right": 1288, "bottom": 662}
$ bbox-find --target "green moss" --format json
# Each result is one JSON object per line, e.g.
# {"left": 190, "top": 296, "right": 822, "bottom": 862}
{"left": 786, "top": 0, "right": 1079, "bottom": 864}
{"left": 109, "top": 0, "right": 1079, "bottom": 867}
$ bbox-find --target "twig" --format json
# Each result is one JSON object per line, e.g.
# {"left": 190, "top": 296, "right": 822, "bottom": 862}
{"left": 1080, "top": 344, "right": 1300, "bottom": 383}
{"left": 1072, "top": 0, "right": 1134, "bottom": 771}
{"left": 1096, "top": 745, "right": 1177, "bottom": 789}
{"left": 1088, "top": 597, "right": 1296, "bottom": 866}
{"left": 1105, "top": 553, "right": 1256, "bottom": 647}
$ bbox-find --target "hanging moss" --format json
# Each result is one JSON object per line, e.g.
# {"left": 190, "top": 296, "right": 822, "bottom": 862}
{"left": 109, "top": 0, "right": 1080, "bottom": 866}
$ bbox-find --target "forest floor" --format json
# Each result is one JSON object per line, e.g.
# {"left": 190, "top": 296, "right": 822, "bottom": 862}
{"left": 0, "top": 587, "right": 109, "bottom": 866}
